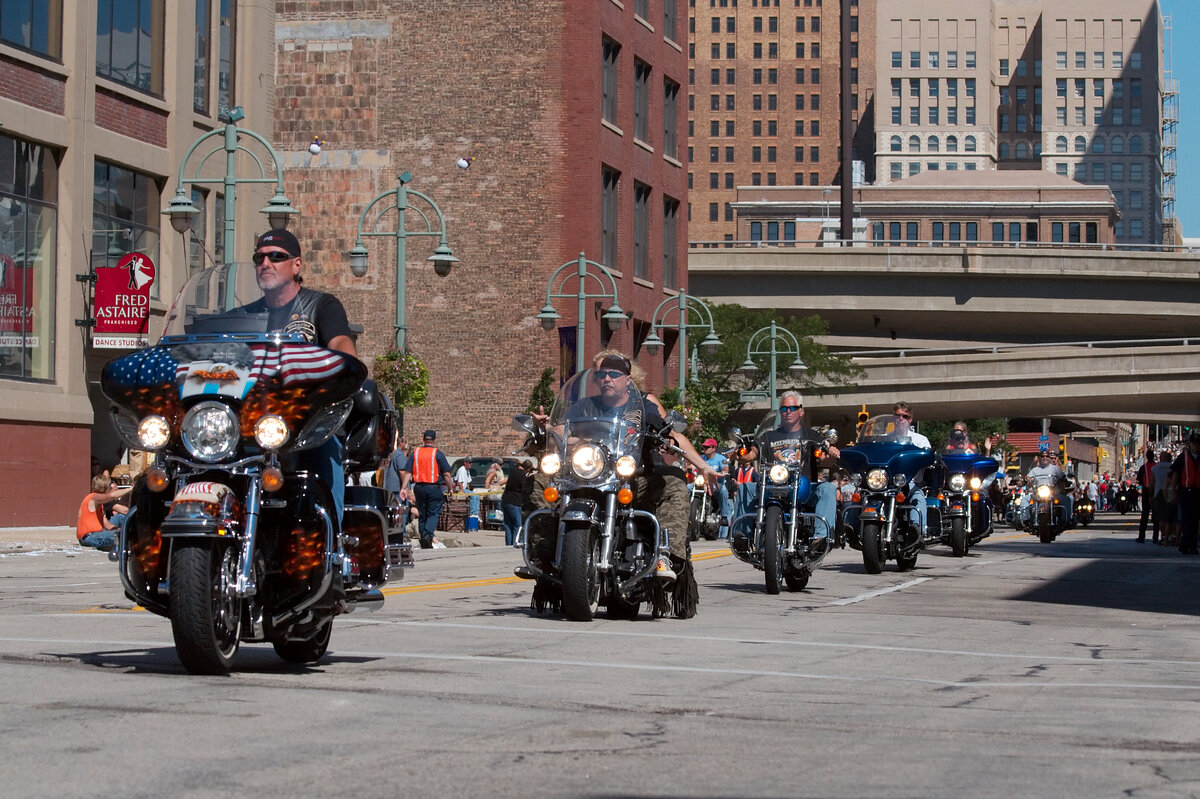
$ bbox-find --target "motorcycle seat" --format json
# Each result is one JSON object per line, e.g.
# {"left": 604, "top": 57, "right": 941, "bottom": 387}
{"left": 343, "top": 380, "right": 396, "bottom": 473}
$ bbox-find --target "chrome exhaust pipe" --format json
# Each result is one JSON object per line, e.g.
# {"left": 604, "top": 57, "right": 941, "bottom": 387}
{"left": 345, "top": 588, "right": 384, "bottom": 612}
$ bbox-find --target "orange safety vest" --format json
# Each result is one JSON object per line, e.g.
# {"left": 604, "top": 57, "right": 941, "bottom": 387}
{"left": 1179, "top": 451, "right": 1200, "bottom": 489}
{"left": 411, "top": 446, "right": 442, "bottom": 484}
{"left": 735, "top": 465, "right": 755, "bottom": 484}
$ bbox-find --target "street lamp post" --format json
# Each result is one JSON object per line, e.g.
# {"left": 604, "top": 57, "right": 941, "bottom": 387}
{"left": 346, "top": 171, "right": 458, "bottom": 352}
{"left": 162, "top": 106, "right": 298, "bottom": 262}
{"left": 641, "top": 290, "right": 722, "bottom": 402}
{"left": 738, "top": 321, "right": 807, "bottom": 411}
{"left": 537, "top": 252, "right": 625, "bottom": 376}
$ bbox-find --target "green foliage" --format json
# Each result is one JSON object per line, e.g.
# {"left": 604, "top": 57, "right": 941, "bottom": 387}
{"left": 525, "top": 367, "right": 556, "bottom": 415}
{"left": 373, "top": 350, "right": 430, "bottom": 408}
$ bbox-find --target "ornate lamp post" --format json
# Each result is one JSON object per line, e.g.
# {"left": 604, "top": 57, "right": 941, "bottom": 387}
{"left": 162, "top": 106, "right": 297, "bottom": 260}
{"left": 641, "top": 290, "right": 722, "bottom": 402}
{"left": 738, "top": 321, "right": 807, "bottom": 411}
{"left": 537, "top": 252, "right": 625, "bottom": 375}
{"left": 346, "top": 171, "right": 458, "bottom": 351}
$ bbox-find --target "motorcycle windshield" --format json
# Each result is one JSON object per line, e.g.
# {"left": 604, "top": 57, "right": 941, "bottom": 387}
{"left": 161, "top": 262, "right": 287, "bottom": 339}
{"left": 752, "top": 410, "right": 818, "bottom": 465}
{"left": 856, "top": 414, "right": 920, "bottom": 445}
{"left": 546, "top": 368, "right": 645, "bottom": 481}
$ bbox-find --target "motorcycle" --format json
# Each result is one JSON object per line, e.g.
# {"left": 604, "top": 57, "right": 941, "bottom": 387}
{"left": 729, "top": 411, "right": 838, "bottom": 594}
{"left": 1113, "top": 485, "right": 1137, "bottom": 514}
{"left": 1005, "top": 484, "right": 1026, "bottom": 529}
{"left": 1026, "top": 475, "right": 1075, "bottom": 543}
{"left": 687, "top": 469, "right": 722, "bottom": 541}
{"left": 934, "top": 434, "right": 998, "bottom": 556}
{"left": 102, "top": 262, "right": 403, "bottom": 675}
{"left": 839, "top": 414, "right": 936, "bottom": 574}
{"left": 1075, "top": 497, "right": 1095, "bottom": 527}
{"left": 513, "top": 368, "right": 684, "bottom": 622}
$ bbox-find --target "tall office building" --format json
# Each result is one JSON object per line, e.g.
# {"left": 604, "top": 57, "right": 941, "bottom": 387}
{"left": 875, "top": 0, "right": 1163, "bottom": 244}
{"left": 687, "top": 0, "right": 876, "bottom": 245}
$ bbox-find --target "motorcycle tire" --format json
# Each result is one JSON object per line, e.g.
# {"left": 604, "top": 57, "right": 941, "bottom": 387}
{"left": 861, "top": 521, "right": 884, "bottom": 574}
{"left": 169, "top": 539, "right": 242, "bottom": 675}
{"left": 949, "top": 517, "right": 968, "bottom": 557}
{"left": 688, "top": 495, "right": 704, "bottom": 542}
{"left": 272, "top": 618, "right": 333, "bottom": 664}
{"left": 1037, "top": 514, "right": 1055, "bottom": 544}
{"left": 561, "top": 525, "right": 601, "bottom": 621}
{"left": 763, "top": 505, "right": 784, "bottom": 595}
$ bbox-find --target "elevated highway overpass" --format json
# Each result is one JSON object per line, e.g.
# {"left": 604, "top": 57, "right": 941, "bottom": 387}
{"left": 688, "top": 244, "right": 1200, "bottom": 427}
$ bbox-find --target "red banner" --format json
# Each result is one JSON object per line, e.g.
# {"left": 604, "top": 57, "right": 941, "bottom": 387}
{"left": 93, "top": 252, "right": 155, "bottom": 349}
{"left": 0, "top": 252, "right": 35, "bottom": 346}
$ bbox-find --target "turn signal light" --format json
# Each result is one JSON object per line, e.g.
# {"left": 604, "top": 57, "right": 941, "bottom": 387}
{"left": 617, "top": 487, "right": 633, "bottom": 505}
{"left": 971, "top": 492, "right": 980, "bottom": 502}
{"left": 543, "top": 485, "right": 559, "bottom": 503}
{"left": 897, "top": 492, "right": 907, "bottom": 503}
{"left": 262, "top": 467, "right": 285, "bottom": 493}
{"left": 937, "top": 493, "right": 946, "bottom": 501}
{"left": 851, "top": 492, "right": 861, "bottom": 503}
{"left": 146, "top": 467, "right": 169, "bottom": 492}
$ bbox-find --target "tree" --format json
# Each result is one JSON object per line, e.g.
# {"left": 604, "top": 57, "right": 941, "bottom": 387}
{"left": 525, "top": 367, "right": 556, "bottom": 415}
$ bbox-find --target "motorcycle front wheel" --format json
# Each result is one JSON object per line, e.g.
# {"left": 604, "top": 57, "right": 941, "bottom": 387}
{"left": 861, "top": 521, "right": 884, "bottom": 574}
{"left": 1037, "top": 512, "right": 1055, "bottom": 543}
{"left": 561, "top": 525, "right": 601, "bottom": 621}
{"left": 949, "top": 517, "right": 968, "bottom": 557}
{"left": 169, "top": 539, "right": 242, "bottom": 675}
{"left": 763, "top": 505, "right": 784, "bottom": 594}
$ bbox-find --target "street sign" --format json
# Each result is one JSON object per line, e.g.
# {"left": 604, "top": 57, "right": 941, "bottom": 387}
{"left": 1038, "top": 435, "right": 1050, "bottom": 443}
{"left": 738, "top": 390, "right": 769, "bottom": 403}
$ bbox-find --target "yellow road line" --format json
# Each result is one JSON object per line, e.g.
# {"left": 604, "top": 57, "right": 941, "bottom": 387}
{"left": 383, "top": 575, "right": 524, "bottom": 596}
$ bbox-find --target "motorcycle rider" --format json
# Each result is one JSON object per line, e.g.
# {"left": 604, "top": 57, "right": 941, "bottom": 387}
{"left": 520, "top": 352, "right": 718, "bottom": 601}
{"left": 699, "top": 437, "right": 732, "bottom": 538}
{"left": 893, "top": 401, "right": 932, "bottom": 535}
{"left": 1022, "top": 451, "right": 1074, "bottom": 526}
{"left": 743, "top": 390, "right": 841, "bottom": 553}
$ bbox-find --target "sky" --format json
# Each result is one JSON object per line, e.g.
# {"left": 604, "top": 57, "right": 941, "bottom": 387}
{"left": 1160, "top": 0, "right": 1196, "bottom": 235}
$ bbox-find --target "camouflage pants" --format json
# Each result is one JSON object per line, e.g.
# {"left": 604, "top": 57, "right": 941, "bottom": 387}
{"left": 525, "top": 468, "right": 689, "bottom": 566}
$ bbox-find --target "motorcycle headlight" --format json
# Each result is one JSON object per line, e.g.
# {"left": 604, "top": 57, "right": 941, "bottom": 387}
{"left": 137, "top": 415, "right": 171, "bottom": 450}
{"left": 692, "top": 473, "right": 706, "bottom": 487}
{"left": 616, "top": 455, "right": 637, "bottom": 478}
{"left": 948, "top": 474, "right": 967, "bottom": 492}
{"left": 1036, "top": 484, "right": 1052, "bottom": 499}
{"left": 540, "top": 453, "right": 561, "bottom": 475}
{"left": 181, "top": 401, "right": 240, "bottom": 463}
{"left": 768, "top": 463, "right": 789, "bottom": 484}
{"left": 253, "top": 415, "right": 290, "bottom": 450}
{"left": 893, "top": 473, "right": 907, "bottom": 488}
{"left": 969, "top": 476, "right": 982, "bottom": 490}
{"left": 570, "top": 445, "right": 606, "bottom": 479}
{"left": 866, "top": 469, "right": 888, "bottom": 491}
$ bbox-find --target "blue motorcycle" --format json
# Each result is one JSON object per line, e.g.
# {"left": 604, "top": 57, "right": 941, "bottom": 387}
{"left": 840, "top": 415, "right": 936, "bottom": 574}
{"left": 933, "top": 434, "right": 998, "bottom": 556}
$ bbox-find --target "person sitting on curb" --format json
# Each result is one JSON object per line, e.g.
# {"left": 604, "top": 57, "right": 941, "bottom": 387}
{"left": 76, "top": 475, "right": 132, "bottom": 552}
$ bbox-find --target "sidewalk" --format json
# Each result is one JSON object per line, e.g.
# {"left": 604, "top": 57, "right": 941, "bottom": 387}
{"left": 0, "top": 526, "right": 79, "bottom": 553}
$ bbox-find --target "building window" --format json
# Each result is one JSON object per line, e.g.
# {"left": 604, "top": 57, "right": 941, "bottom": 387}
{"left": 0, "top": 134, "right": 58, "bottom": 381}
{"left": 662, "top": 197, "right": 679, "bottom": 288}
{"left": 194, "top": 0, "right": 211, "bottom": 112}
{"left": 633, "top": 183, "right": 650, "bottom": 280}
{"left": 601, "top": 167, "right": 619, "bottom": 267}
{"left": 964, "top": 136, "right": 976, "bottom": 152}
{"left": 999, "top": 59, "right": 1009, "bottom": 77}
{"left": 663, "top": 0, "right": 678, "bottom": 41}
{"left": 97, "top": 0, "right": 164, "bottom": 94}
{"left": 1052, "top": 222, "right": 1064, "bottom": 243}
{"left": 93, "top": 158, "right": 160, "bottom": 304}
{"left": 1112, "top": 51, "right": 1124, "bottom": 70}
{"left": 1131, "top": 52, "right": 1141, "bottom": 70}
{"left": 602, "top": 38, "right": 620, "bottom": 124}
{"left": 1, "top": 0, "right": 62, "bottom": 59}
{"left": 947, "top": 51, "right": 957, "bottom": 68}
{"left": 663, "top": 78, "right": 679, "bottom": 159}
{"left": 891, "top": 50, "right": 901, "bottom": 68}
{"left": 890, "top": 136, "right": 902, "bottom": 152}
{"left": 634, "top": 59, "right": 651, "bottom": 142}
{"left": 709, "top": 203, "right": 718, "bottom": 222}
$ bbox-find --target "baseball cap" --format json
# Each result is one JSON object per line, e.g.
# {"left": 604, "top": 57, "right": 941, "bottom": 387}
{"left": 423, "top": 429, "right": 437, "bottom": 440}
{"left": 702, "top": 438, "right": 718, "bottom": 448}
{"left": 255, "top": 229, "right": 301, "bottom": 258}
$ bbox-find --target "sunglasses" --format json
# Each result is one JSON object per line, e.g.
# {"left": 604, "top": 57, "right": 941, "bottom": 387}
{"left": 252, "top": 250, "right": 294, "bottom": 265}
{"left": 594, "top": 369, "right": 626, "bottom": 380}
{"left": 896, "top": 413, "right": 912, "bottom": 420}
{"left": 779, "top": 405, "right": 802, "bottom": 412}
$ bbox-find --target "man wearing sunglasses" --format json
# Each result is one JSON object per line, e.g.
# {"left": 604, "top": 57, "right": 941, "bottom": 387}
{"left": 753, "top": 390, "right": 841, "bottom": 552}
{"left": 247, "top": 229, "right": 357, "bottom": 357}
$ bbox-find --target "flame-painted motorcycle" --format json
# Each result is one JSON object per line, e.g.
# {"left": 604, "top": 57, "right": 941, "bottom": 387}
{"left": 102, "top": 263, "right": 402, "bottom": 674}
{"left": 730, "top": 411, "right": 839, "bottom": 594}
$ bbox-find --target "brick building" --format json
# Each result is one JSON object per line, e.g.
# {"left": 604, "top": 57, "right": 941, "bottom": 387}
{"left": 687, "top": 0, "right": 876, "bottom": 246}
{"left": 275, "top": 2, "right": 690, "bottom": 454}
{"left": 0, "top": 1, "right": 276, "bottom": 526}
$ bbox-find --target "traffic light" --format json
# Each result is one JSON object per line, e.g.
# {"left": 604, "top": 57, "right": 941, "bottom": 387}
{"left": 856, "top": 405, "right": 869, "bottom": 436}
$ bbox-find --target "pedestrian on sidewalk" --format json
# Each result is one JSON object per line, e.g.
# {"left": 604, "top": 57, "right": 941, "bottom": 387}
{"left": 76, "top": 475, "right": 132, "bottom": 552}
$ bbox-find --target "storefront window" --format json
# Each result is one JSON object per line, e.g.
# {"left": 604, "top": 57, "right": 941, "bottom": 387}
{"left": 92, "top": 160, "right": 161, "bottom": 300}
{"left": 0, "top": 134, "right": 58, "bottom": 382}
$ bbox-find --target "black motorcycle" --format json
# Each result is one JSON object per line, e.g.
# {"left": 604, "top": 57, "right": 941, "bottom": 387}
{"left": 102, "top": 263, "right": 403, "bottom": 674}
{"left": 1075, "top": 497, "right": 1095, "bottom": 527}
{"left": 687, "top": 470, "right": 723, "bottom": 541}
{"left": 513, "top": 368, "right": 686, "bottom": 621}
{"left": 1026, "top": 476, "right": 1075, "bottom": 543}
{"left": 1113, "top": 486, "right": 1137, "bottom": 514}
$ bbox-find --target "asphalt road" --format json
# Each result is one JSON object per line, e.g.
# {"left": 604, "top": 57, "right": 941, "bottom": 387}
{"left": 2, "top": 516, "right": 1199, "bottom": 799}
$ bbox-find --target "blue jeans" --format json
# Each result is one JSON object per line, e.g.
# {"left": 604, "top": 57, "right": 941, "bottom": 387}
{"left": 731, "top": 481, "right": 758, "bottom": 537}
{"left": 299, "top": 437, "right": 344, "bottom": 526}
{"left": 468, "top": 492, "right": 481, "bottom": 518}
{"left": 909, "top": 487, "right": 927, "bottom": 534}
{"left": 718, "top": 489, "right": 735, "bottom": 539}
{"left": 502, "top": 502, "right": 522, "bottom": 547}
{"left": 80, "top": 530, "right": 117, "bottom": 551}
{"left": 413, "top": 483, "right": 445, "bottom": 546}
{"left": 811, "top": 481, "right": 836, "bottom": 539}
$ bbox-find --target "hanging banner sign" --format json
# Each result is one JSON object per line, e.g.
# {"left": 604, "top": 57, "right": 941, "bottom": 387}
{"left": 93, "top": 252, "right": 155, "bottom": 349}
{"left": 0, "top": 253, "right": 36, "bottom": 347}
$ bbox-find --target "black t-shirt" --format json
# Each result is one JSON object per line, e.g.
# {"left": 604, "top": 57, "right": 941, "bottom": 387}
{"left": 501, "top": 468, "right": 527, "bottom": 505}
{"left": 759, "top": 425, "right": 821, "bottom": 481}
{"left": 245, "top": 288, "right": 353, "bottom": 349}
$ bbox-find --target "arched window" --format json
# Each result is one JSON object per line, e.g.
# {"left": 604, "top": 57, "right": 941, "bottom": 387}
{"left": 1056, "top": 135, "right": 1068, "bottom": 153}
{"left": 1092, "top": 137, "right": 1105, "bottom": 154}
{"left": 1111, "top": 135, "right": 1125, "bottom": 154}
{"left": 1016, "top": 142, "right": 1029, "bottom": 159}
{"left": 890, "top": 135, "right": 902, "bottom": 152}
{"left": 928, "top": 135, "right": 940, "bottom": 152}
{"left": 947, "top": 135, "right": 958, "bottom": 152}
{"left": 965, "top": 136, "right": 977, "bottom": 152}
{"left": 1033, "top": 142, "right": 1042, "bottom": 157}
{"left": 998, "top": 142, "right": 1010, "bottom": 159}
{"left": 1074, "top": 135, "right": 1086, "bottom": 153}
{"left": 1130, "top": 136, "right": 1143, "bottom": 154}
{"left": 909, "top": 135, "right": 921, "bottom": 151}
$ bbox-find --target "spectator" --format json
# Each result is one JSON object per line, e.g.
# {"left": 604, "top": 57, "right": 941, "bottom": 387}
{"left": 500, "top": 460, "right": 530, "bottom": 547}
{"left": 484, "top": 461, "right": 505, "bottom": 491}
{"left": 76, "top": 475, "right": 132, "bottom": 552}
{"left": 1152, "top": 450, "right": 1177, "bottom": 546}
{"left": 699, "top": 437, "right": 732, "bottom": 539}
{"left": 399, "top": 430, "right": 455, "bottom": 548}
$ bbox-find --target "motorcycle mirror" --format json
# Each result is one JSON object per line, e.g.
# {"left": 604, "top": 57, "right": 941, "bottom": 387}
{"left": 824, "top": 428, "right": 838, "bottom": 445}
{"left": 664, "top": 410, "right": 688, "bottom": 433}
{"left": 511, "top": 414, "right": 537, "bottom": 435}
